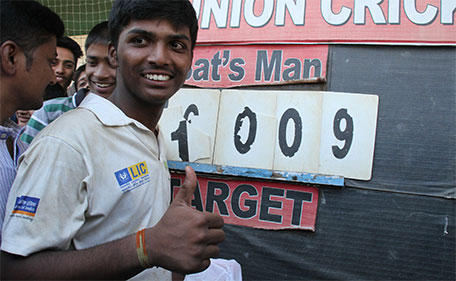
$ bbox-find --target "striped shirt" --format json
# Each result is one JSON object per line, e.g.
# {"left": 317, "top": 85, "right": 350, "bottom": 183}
{"left": 21, "top": 89, "right": 87, "bottom": 144}
{"left": 0, "top": 119, "right": 28, "bottom": 243}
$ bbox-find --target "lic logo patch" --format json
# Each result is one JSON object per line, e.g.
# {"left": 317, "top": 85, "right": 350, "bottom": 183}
{"left": 114, "top": 161, "right": 151, "bottom": 193}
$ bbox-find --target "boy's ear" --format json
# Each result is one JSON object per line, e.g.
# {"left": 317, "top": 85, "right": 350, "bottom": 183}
{"left": 108, "top": 42, "right": 119, "bottom": 68}
{"left": 0, "top": 40, "right": 20, "bottom": 75}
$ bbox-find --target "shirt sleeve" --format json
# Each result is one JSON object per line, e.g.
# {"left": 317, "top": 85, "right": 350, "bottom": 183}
{"left": 20, "top": 108, "right": 49, "bottom": 144}
{"left": 1, "top": 135, "right": 89, "bottom": 256}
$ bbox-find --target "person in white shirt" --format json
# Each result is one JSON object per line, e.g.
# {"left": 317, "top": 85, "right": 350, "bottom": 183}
{"left": 1, "top": 0, "right": 225, "bottom": 280}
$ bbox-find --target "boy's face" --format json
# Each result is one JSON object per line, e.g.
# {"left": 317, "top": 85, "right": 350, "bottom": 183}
{"left": 85, "top": 43, "right": 116, "bottom": 98}
{"left": 51, "top": 46, "right": 76, "bottom": 89}
{"left": 16, "top": 110, "right": 34, "bottom": 127}
{"left": 16, "top": 38, "right": 57, "bottom": 110}
{"left": 111, "top": 19, "right": 192, "bottom": 105}
{"left": 76, "top": 70, "right": 89, "bottom": 91}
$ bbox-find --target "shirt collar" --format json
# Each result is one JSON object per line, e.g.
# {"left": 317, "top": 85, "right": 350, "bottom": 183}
{"left": 0, "top": 118, "right": 23, "bottom": 140}
{"left": 78, "top": 93, "right": 152, "bottom": 132}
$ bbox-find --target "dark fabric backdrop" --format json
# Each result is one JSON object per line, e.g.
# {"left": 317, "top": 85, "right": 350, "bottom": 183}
{"left": 218, "top": 45, "right": 456, "bottom": 280}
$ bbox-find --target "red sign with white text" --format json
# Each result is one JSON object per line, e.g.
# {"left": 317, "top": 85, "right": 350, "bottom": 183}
{"left": 191, "top": 0, "right": 455, "bottom": 45}
{"left": 171, "top": 173, "right": 319, "bottom": 231}
{"left": 185, "top": 44, "right": 328, "bottom": 88}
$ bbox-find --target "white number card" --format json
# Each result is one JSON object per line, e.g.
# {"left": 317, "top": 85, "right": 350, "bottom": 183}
{"left": 159, "top": 89, "right": 379, "bottom": 180}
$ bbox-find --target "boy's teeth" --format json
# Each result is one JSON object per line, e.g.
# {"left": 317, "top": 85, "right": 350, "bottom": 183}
{"left": 95, "top": 83, "right": 112, "bottom": 88}
{"left": 145, "top": 74, "right": 170, "bottom": 81}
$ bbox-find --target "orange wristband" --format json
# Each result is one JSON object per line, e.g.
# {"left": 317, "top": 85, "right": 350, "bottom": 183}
{"left": 136, "top": 229, "right": 151, "bottom": 268}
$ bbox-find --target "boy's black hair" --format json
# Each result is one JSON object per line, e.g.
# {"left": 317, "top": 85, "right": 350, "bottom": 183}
{"left": 57, "top": 37, "right": 83, "bottom": 66}
{"left": 85, "top": 21, "right": 110, "bottom": 52}
{"left": 108, "top": 0, "right": 198, "bottom": 50}
{"left": 0, "top": 0, "right": 65, "bottom": 69}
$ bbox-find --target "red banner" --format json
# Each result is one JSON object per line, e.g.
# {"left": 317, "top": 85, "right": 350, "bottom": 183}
{"left": 185, "top": 44, "right": 328, "bottom": 88}
{"left": 192, "top": 0, "right": 455, "bottom": 45}
{"left": 171, "top": 173, "right": 319, "bottom": 231}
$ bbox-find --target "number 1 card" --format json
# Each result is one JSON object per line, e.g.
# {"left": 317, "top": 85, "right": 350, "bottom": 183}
{"left": 159, "top": 89, "right": 220, "bottom": 163}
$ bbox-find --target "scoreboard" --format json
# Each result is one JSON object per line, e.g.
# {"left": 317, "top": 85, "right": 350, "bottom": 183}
{"left": 160, "top": 89, "right": 379, "bottom": 181}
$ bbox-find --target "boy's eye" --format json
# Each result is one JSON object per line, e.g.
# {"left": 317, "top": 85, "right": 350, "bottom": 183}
{"left": 170, "top": 41, "right": 186, "bottom": 51}
{"left": 64, "top": 63, "right": 74, "bottom": 69}
{"left": 132, "top": 37, "right": 146, "bottom": 45}
{"left": 86, "top": 60, "right": 97, "bottom": 67}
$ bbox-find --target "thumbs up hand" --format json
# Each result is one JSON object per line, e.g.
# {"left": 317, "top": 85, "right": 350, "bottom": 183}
{"left": 146, "top": 166, "right": 225, "bottom": 274}
{"left": 173, "top": 165, "right": 199, "bottom": 207}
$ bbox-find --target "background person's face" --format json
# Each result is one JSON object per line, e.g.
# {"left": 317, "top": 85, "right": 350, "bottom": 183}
{"left": 76, "top": 71, "right": 89, "bottom": 91}
{"left": 51, "top": 46, "right": 75, "bottom": 89}
{"left": 16, "top": 110, "right": 34, "bottom": 126}
{"left": 85, "top": 43, "right": 116, "bottom": 98}
{"left": 16, "top": 38, "right": 57, "bottom": 110}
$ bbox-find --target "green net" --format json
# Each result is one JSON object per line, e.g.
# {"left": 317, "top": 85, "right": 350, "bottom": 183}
{"left": 37, "top": 0, "right": 114, "bottom": 36}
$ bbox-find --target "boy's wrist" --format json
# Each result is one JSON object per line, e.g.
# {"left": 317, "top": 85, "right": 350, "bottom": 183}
{"left": 135, "top": 229, "right": 152, "bottom": 268}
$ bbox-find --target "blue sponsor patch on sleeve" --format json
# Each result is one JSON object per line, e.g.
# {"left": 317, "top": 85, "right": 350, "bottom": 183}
{"left": 12, "top": 196, "right": 40, "bottom": 218}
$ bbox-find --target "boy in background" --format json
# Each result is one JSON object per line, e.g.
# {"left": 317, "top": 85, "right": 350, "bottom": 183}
{"left": 14, "top": 110, "right": 34, "bottom": 127}
{"left": 72, "top": 64, "right": 89, "bottom": 93}
{"left": 41, "top": 36, "right": 83, "bottom": 100}
{"left": 20, "top": 21, "right": 116, "bottom": 145}
{"left": 53, "top": 37, "right": 83, "bottom": 92}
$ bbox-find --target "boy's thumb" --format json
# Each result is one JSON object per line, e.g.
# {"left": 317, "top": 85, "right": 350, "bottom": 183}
{"left": 174, "top": 166, "right": 197, "bottom": 206}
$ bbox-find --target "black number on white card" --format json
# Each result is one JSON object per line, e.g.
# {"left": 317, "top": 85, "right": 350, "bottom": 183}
{"left": 278, "top": 108, "right": 302, "bottom": 157}
{"left": 234, "top": 107, "right": 257, "bottom": 154}
{"left": 171, "top": 104, "right": 199, "bottom": 162}
{"left": 332, "top": 108, "right": 353, "bottom": 159}
{"left": 171, "top": 105, "right": 356, "bottom": 163}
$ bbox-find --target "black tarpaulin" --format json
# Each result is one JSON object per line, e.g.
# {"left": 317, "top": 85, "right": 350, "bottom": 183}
{"left": 220, "top": 187, "right": 455, "bottom": 280}
{"left": 218, "top": 45, "right": 456, "bottom": 280}
{"left": 328, "top": 46, "right": 456, "bottom": 199}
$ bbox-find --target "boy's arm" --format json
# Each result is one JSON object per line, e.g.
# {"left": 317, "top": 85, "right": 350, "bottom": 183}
{"left": 20, "top": 97, "right": 74, "bottom": 144}
{"left": 1, "top": 235, "right": 141, "bottom": 280}
{"left": 1, "top": 166, "right": 225, "bottom": 280}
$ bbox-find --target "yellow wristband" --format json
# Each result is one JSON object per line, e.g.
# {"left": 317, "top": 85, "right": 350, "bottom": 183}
{"left": 136, "top": 229, "right": 152, "bottom": 268}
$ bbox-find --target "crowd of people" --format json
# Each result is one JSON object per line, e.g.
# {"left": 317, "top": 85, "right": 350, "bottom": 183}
{"left": 0, "top": 0, "right": 225, "bottom": 280}
{"left": 20, "top": 21, "right": 115, "bottom": 145}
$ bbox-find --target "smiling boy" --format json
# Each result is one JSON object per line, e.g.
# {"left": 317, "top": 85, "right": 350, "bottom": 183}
{"left": 1, "top": 1, "right": 224, "bottom": 280}
{"left": 85, "top": 21, "right": 116, "bottom": 98}
{"left": 52, "top": 37, "right": 83, "bottom": 91}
